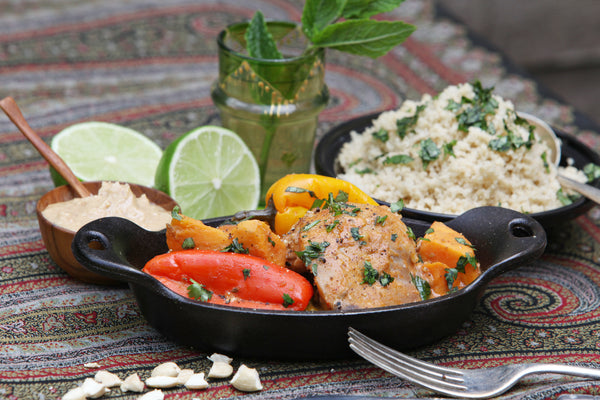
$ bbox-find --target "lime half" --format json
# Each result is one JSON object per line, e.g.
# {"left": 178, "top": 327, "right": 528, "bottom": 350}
{"left": 50, "top": 121, "right": 162, "bottom": 187}
{"left": 155, "top": 125, "right": 260, "bottom": 219}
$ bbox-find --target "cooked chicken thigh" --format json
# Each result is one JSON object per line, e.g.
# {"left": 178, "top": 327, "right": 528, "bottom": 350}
{"left": 283, "top": 202, "right": 424, "bottom": 310}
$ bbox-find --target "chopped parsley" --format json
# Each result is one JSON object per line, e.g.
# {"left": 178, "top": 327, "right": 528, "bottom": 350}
{"left": 362, "top": 261, "right": 379, "bottom": 285}
{"left": 325, "top": 220, "right": 340, "bottom": 232}
{"left": 443, "top": 140, "right": 457, "bottom": 157}
{"left": 351, "top": 227, "right": 367, "bottom": 246}
{"left": 361, "top": 261, "right": 394, "bottom": 287}
{"left": 373, "top": 128, "right": 389, "bottom": 142}
{"left": 391, "top": 233, "right": 398, "bottom": 242}
{"left": 383, "top": 154, "right": 413, "bottom": 165}
{"left": 242, "top": 268, "right": 251, "bottom": 280}
{"left": 584, "top": 163, "right": 600, "bottom": 182}
{"left": 187, "top": 279, "right": 213, "bottom": 302}
{"left": 296, "top": 240, "right": 330, "bottom": 273}
{"left": 282, "top": 293, "right": 294, "bottom": 308}
{"left": 182, "top": 237, "right": 195, "bottom": 249}
{"left": 411, "top": 274, "right": 431, "bottom": 300}
{"left": 375, "top": 215, "right": 388, "bottom": 226}
{"left": 397, "top": 104, "right": 425, "bottom": 138}
{"left": 285, "top": 186, "right": 316, "bottom": 197}
{"left": 171, "top": 206, "right": 183, "bottom": 220}
{"left": 419, "top": 138, "right": 441, "bottom": 168}
{"left": 222, "top": 238, "right": 249, "bottom": 254}
{"left": 406, "top": 226, "right": 416, "bottom": 240}
{"left": 390, "top": 199, "right": 404, "bottom": 213}
{"left": 302, "top": 219, "right": 321, "bottom": 232}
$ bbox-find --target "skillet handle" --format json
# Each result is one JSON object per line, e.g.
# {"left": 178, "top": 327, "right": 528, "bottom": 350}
{"left": 72, "top": 217, "right": 169, "bottom": 286}
{"left": 446, "top": 206, "right": 547, "bottom": 281}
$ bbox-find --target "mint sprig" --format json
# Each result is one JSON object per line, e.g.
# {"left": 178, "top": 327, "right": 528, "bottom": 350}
{"left": 246, "top": 0, "right": 415, "bottom": 62}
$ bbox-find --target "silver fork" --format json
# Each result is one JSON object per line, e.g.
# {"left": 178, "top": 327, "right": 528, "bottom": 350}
{"left": 348, "top": 327, "right": 600, "bottom": 399}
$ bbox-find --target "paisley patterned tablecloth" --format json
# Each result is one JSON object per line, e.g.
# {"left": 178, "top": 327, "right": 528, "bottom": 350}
{"left": 1, "top": 1, "right": 600, "bottom": 399}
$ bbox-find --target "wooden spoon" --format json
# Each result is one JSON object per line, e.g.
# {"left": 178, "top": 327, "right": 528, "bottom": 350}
{"left": 0, "top": 96, "right": 92, "bottom": 198}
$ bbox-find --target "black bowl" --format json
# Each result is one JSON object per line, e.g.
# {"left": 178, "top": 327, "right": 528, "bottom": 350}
{"left": 72, "top": 206, "right": 546, "bottom": 360}
{"left": 315, "top": 112, "right": 600, "bottom": 228}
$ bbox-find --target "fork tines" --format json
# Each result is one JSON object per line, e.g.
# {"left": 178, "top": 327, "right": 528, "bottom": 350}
{"left": 348, "top": 327, "right": 468, "bottom": 393}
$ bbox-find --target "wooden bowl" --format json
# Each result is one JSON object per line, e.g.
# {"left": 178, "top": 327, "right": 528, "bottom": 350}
{"left": 36, "top": 181, "right": 178, "bottom": 285}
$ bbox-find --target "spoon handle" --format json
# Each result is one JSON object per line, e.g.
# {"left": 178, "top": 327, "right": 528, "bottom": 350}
{"left": 0, "top": 97, "right": 91, "bottom": 198}
{"left": 558, "top": 174, "right": 600, "bottom": 205}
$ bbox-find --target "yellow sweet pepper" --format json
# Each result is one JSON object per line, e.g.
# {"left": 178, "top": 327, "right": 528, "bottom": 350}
{"left": 265, "top": 174, "right": 377, "bottom": 235}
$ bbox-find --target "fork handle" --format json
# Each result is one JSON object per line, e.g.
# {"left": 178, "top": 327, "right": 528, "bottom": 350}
{"left": 526, "top": 363, "right": 600, "bottom": 379}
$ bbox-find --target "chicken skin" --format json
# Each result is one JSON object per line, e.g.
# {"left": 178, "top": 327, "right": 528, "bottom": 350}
{"left": 283, "top": 202, "right": 425, "bottom": 310}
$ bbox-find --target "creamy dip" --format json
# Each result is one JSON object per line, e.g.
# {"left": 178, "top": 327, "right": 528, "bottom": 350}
{"left": 42, "top": 181, "right": 172, "bottom": 232}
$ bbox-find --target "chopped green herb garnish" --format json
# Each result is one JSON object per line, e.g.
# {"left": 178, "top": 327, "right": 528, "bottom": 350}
{"left": 383, "top": 154, "right": 413, "bottom": 165}
{"left": 355, "top": 167, "right": 374, "bottom": 175}
{"left": 455, "top": 237, "right": 475, "bottom": 249}
{"left": 379, "top": 271, "right": 394, "bottom": 287}
{"left": 282, "top": 293, "right": 294, "bottom": 308}
{"left": 302, "top": 219, "right": 321, "bottom": 232}
{"left": 222, "top": 238, "right": 249, "bottom": 254}
{"left": 406, "top": 226, "right": 416, "bottom": 240}
{"left": 187, "top": 279, "right": 213, "bottom": 302}
{"left": 419, "top": 138, "right": 441, "bottom": 168}
{"left": 171, "top": 206, "right": 183, "bottom": 221}
{"left": 182, "top": 237, "right": 195, "bottom": 250}
{"left": 583, "top": 163, "right": 600, "bottom": 182}
{"left": 443, "top": 140, "right": 457, "bottom": 157}
{"left": 268, "top": 236, "right": 276, "bottom": 247}
{"left": 391, "top": 233, "right": 398, "bottom": 242}
{"left": 397, "top": 104, "right": 425, "bottom": 138}
{"left": 362, "top": 261, "right": 379, "bottom": 285}
{"left": 445, "top": 268, "right": 458, "bottom": 290}
{"left": 455, "top": 81, "right": 498, "bottom": 134}
{"left": 243, "top": 268, "right": 251, "bottom": 280}
{"left": 296, "top": 240, "right": 330, "bottom": 267}
{"left": 285, "top": 186, "right": 316, "bottom": 197}
{"left": 456, "top": 253, "right": 478, "bottom": 270}
{"left": 425, "top": 228, "right": 434, "bottom": 235}
{"left": 390, "top": 199, "right": 404, "bottom": 213}
{"left": 373, "top": 128, "right": 389, "bottom": 142}
{"left": 326, "top": 219, "right": 340, "bottom": 232}
{"left": 541, "top": 151, "right": 550, "bottom": 173}
{"left": 375, "top": 215, "right": 388, "bottom": 226}
{"left": 411, "top": 274, "right": 431, "bottom": 300}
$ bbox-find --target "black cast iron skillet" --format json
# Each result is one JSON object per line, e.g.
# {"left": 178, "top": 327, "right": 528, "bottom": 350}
{"left": 72, "top": 206, "right": 546, "bottom": 360}
{"left": 315, "top": 112, "right": 600, "bottom": 228}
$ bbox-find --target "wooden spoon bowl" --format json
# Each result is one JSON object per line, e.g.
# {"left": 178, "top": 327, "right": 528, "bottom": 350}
{"left": 36, "top": 181, "right": 178, "bottom": 285}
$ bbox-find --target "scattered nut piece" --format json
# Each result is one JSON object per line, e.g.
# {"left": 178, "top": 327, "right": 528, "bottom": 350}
{"left": 230, "top": 364, "right": 263, "bottom": 392}
{"left": 81, "top": 377, "right": 109, "bottom": 398}
{"left": 145, "top": 375, "right": 180, "bottom": 389}
{"left": 151, "top": 361, "right": 181, "bottom": 377}
{"left": 208, "top": 361, "right": 234, "bottom": 379}
{"left": 138, "top": 389, "right": 164, "bottom": 400}
{"left": 207, "top": 353, "right": 233, "bottom": 364}
{"left": 62, "top": 387, "right": 87, "bottom": 400}
{"left": 184, "top": 373, "right": 209, "bottom": 390}
{"left": 176, "top": 368, "right": 195, "bottom": 384}
{"left": 94, "top": 370, "right": 122, "bottom": 387}
{"left": 83, "top": 362, "right": 100, "bottom": 369}
{"left": 121, "top": 373, "right": 145, "bottom": 393}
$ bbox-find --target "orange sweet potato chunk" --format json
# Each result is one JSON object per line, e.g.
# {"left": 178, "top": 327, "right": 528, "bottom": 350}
{"left": 418, "top": 221, "right": 480, "bottom": 296}
{"left": 220, "top": 219, "right": 287, "bottom": 267}
{"left": 166, "top": 215, "right": 286, "bottom": 267}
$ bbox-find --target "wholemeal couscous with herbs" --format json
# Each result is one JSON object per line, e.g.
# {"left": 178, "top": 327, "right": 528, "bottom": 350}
{"left": 336, "top": 82, "right": 587, "bottom": 215}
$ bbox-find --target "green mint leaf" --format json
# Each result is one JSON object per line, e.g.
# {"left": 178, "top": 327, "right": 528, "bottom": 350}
{"left": 310, "top": 19, "right": 415, "bottom": 58}
{"left": 302, "top": 0, "right": 347, "bottom": 40}
{"left": 343, "top": 0, "right": 406, "bottom": 19}
{"left": 245, "top": 11, "right": 282, "bottom": 60}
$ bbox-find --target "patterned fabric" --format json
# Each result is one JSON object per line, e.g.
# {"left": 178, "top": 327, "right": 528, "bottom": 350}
{"left": 1, "top": 1, "right": 600, "bottom": 399}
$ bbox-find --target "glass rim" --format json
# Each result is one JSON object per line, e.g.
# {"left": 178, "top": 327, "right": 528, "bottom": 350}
{"left": 216, "top": 20, "right": 324, "bottom": 64}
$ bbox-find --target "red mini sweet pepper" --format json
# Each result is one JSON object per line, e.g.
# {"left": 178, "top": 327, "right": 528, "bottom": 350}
{"left": 143, "top": 250, "right": 313, "bottom": 311}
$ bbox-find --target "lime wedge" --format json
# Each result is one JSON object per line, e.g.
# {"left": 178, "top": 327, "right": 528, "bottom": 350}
{"left": 155, "top": 126, "right": 260, "bottom": 219}
{"left": 50, "top": 121, "right": 162, "bottom": 187}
